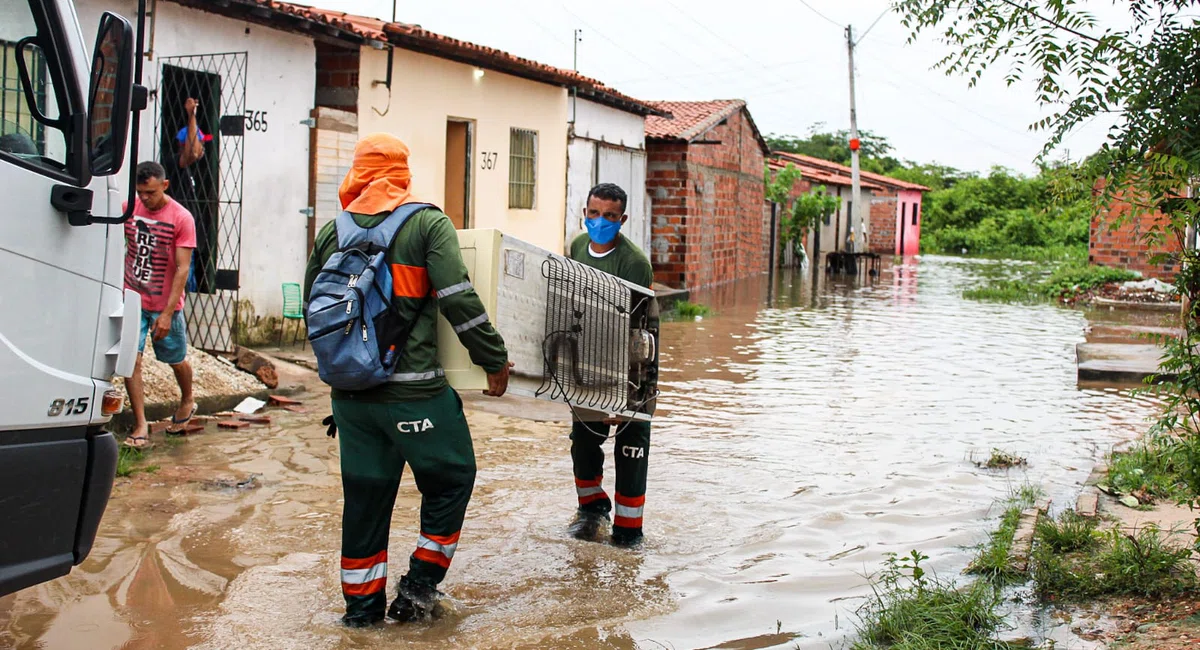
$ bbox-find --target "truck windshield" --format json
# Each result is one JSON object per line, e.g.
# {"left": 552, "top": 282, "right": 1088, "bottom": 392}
{"left": 0, "top": 0, "right": 69, "bottom": 172}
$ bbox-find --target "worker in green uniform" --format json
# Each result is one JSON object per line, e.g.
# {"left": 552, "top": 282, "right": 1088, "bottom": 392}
{"left": 304, "top": 133, "right": 512, "bottom": 628}
{"left": 566, "top": 183, "right": 655, "bottom": 547}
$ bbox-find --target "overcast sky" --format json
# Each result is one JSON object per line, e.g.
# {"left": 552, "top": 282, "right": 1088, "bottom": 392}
{"left": 294, "top": 0, "right": 1126, "bottom": 175}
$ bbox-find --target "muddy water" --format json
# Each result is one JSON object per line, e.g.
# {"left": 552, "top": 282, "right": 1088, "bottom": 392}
{"left": 0, "top": 256, "right": 1162, "bottom": 650}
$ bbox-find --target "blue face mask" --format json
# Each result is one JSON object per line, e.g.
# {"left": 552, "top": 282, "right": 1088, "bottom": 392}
{"left": 586, "top": 217, "right": 622, "bottom": 246}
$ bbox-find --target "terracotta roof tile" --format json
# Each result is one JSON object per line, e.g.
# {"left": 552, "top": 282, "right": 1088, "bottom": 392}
{"left": 644, "top": 100, "right": 769, "bottom": 154}
{"left": 163, "top": 0, "right": 662, "bottom": 116}
{"left": 769, "top": 158, "right": 885, "bottom": 191}
{"left": 772, "top": 151, "right": 930, "bottom": 192}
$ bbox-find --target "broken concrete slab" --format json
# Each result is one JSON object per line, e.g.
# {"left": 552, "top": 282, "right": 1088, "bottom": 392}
{"left": 1009, "top": 501, "right": 1050, "bottom": 574}
{"left": 1076, "top": 343, "right": 1171, "bottom": 384}
{"left": 1076, "top": 489, "right": 1100, "bottom": 518}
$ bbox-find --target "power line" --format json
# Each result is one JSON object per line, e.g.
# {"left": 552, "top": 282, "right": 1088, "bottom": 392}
{"left": 796, "top": 0, "right": 842, "bottom": 29}
{"left": 858, "top": 50, "right": 1034, "bottom": 138}
{"left": 855, "top": 6, "right": 892, "bottom": 45}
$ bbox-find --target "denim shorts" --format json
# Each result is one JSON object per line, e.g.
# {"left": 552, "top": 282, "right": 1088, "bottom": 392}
{"left": 138, "top": 310, "right": 188, "bottom": 365}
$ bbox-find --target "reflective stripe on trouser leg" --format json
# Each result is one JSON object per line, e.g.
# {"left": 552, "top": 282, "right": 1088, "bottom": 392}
{"left": 396, "top": 388, "right": 477, "bottom": 587}
{"left": 613, "top": 420, "right": 650, "bottom": 531}
{"left": 333, "top": 399, "right": 407, "bottom": 618}
{"left": 614, "top": 494, "right": 645, "bottom": 529}
{"left": 413, "top": 531, "right": 460, "bottom": 569}
{"left": 341, "top": 550, "right": 388, "bottom": 597}
{"left": 575, "top": 475, "right": 608, "bottom": 507}
{"left": 570, "top": 421, "right": 612, "bottom": 514}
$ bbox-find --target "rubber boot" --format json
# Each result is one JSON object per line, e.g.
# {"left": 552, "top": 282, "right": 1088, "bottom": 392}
{"left": 387, "top": 574, "right": 443, "bottom": 623}
{"left": 567, "top": 509, "right": 610, "bottom": 542}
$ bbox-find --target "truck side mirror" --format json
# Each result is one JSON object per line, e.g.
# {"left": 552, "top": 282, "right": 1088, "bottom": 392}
{"left": 87, "top": 13, "right": 134, "bottom": 177}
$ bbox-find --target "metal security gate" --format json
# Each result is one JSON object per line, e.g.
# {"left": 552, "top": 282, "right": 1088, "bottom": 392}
{"left": 154, "top": 52, "right": 246, "bottom": 352}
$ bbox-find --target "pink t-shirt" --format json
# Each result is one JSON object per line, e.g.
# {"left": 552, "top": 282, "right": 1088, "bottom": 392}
{"left": 123, "top": 197, "right": 197, "bottom": 313}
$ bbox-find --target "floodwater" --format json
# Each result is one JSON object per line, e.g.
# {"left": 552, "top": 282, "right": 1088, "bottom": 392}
{"left": 0, "top": 256, "right": 1166, "bottom": 650}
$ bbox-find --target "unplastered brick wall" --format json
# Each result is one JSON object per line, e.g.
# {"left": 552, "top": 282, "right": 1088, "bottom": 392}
{"left": 1090, "top": 197, "right": 1180, "bottom": 280}
{"left": 315, "top": 41, "right": 360, "bottom": 111}
{"left": 869, "top": 192, "right": 898, "bottom": 254}
{"left": 648, "top": 108, "right": 767, "bottom": 289}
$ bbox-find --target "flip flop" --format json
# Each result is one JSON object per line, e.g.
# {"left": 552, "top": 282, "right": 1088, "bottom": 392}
{"left": 123, "top": 434, "right": 153, "bottom": 449}
{"left": 166, "top": 404, "right": 198, "bottom": 435}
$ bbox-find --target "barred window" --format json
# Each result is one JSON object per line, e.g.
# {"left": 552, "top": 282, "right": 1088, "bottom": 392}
{"left": 508, "top": 128, "right": 537, "bottom": 209}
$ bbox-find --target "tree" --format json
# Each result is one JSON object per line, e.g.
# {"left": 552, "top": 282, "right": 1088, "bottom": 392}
{"left": 767, "top": 124, "right": 901, "bottom": 171}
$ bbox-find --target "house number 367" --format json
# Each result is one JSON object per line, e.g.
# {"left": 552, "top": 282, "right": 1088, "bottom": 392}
{"left": 244, "top": 110, "right": 269, "bottom": 132}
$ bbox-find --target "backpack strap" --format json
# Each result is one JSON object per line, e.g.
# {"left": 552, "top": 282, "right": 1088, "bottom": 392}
{"left": 334, "top": 202, "right": 436, "bottom": 252}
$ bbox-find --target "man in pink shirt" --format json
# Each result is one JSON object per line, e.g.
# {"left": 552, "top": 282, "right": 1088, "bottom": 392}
{"left": 123, "top": 161, "right": 198, "bottom": 448}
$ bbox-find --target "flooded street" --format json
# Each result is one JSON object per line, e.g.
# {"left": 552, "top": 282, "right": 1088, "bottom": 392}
{"left": 0, "top": 256, "right": 1165, "bottom": 650}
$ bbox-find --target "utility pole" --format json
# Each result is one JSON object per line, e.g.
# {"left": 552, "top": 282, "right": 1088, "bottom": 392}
{"left": 571, "top": 29, "right": 582, "bottom": 124}
{"left": 846, "top": 24, "right": 863, "bottom": 254}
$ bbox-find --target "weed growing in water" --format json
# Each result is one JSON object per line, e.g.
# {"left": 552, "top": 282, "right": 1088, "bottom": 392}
{"left": 852, "top": 550, "right": 1013, "bottom": 650}
{"left": 116, "top": 446, "right": 158, "bottom": 477}
{"left": 967, "top": 486, "right": 1043, "bottom": 585}
{"left": 668, "top": 301, "right": 711, "bottom": 320}
{"left": 1035, "top": 511, "right": 1099, "bottom": 554}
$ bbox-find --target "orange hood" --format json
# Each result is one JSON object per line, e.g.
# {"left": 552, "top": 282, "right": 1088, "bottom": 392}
{"left": 338, "top": 133, "right": 419, "bottom": 215}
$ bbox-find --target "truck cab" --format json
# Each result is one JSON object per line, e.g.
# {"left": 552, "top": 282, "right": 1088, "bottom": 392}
{"left": 0, "top": 0, "right": 144, "bottom": 596}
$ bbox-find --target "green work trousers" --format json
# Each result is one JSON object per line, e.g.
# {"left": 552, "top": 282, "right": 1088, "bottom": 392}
{"left": 570, "top": 419, "right": 651, "bottom": 534}
{"left": 333, "top": 388, "right": 475, "bottom": 619}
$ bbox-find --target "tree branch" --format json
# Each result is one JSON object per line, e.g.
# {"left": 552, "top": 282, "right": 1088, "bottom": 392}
{"left": 991, "top": 0, "right": 1104, "bottom": 44}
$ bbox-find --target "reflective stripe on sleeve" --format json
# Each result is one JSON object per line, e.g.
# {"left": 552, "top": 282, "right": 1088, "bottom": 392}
{"left": 452, "top": 313, "right": 489, "bottom": 334}
{"left": 435, "top": 281, "right": 472, "bottom": 299}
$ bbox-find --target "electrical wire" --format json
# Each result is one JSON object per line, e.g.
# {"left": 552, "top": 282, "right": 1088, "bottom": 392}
{"left": 796, "top": 0, "right": 843, "bottom": 29}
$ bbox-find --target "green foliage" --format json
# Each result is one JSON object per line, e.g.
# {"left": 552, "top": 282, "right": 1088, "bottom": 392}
{"left": 921, "top": 165, "right": 1093, "bottom": 259}
{"left": 962, "top": 263, "right": 1139, "bottom": 304}
{"left": 1107, "top": 435, "right": 1198, "bottom": 504}
{"left": 763, "top": 162, "right": 802, "bottom": 205}
{"left": 668, "top": 301, "right": 710, "bottom": 320}
{"left": 116, "top": 446, "right": 158, "bottom": 478}
{"left": 1033, "top": 524, "right": 1196, "bottom": 602}
{"left": 852, "top": 551, "right": 1013, "bottom": 650}
{"left": 767, "top": 124, "right": 901, "bottom": 171}
{"left": 966, "top": 486, "right": 1042, "bottom": 585}
{"left": 1035, "top": 511, "right": 1100, "bottom": 554}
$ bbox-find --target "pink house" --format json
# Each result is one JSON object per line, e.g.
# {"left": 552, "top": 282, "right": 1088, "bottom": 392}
{"left": 769, "top": 153, "right": 929, "bottom": 256}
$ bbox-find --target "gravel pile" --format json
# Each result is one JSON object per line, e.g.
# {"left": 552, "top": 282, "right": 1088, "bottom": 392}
{"left": 112, "top": 346, "right": 266, "bottom": 407}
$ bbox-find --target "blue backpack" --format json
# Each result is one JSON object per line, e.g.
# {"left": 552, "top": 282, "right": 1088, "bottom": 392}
{"left": 306, "top": 203, "right": 433, "bottom": 390}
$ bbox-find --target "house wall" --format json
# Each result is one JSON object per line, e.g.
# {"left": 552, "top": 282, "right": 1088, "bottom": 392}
{"left": 566, "top": 100, "right": 649, "bottom": 255}
{"left": 1090, "top": 198, "right": 1180, "bottom": 280}
{"left": 358, "top": 47, "right": 569, "bottom": 253}
{"left": 77, "top": 0, "right": 315, "bottom": 315}
{"left": 647, "top": 108, "right": 767, "bottom": 289}
{"left": 868, "top": 192, "right": 898, "bottom": 254}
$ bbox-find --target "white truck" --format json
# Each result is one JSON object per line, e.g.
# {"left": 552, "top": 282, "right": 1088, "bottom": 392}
{"left": 0, "top": 0, "right": 146, "bottom": 596}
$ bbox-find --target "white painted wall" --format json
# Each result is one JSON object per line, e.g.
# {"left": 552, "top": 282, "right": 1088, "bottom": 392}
{"left": 358, "top": 47, "right": 569, "bottom": 254}
{"left": 565, "top": 99, "right": 650, "bottom": 255}
{"left": 572, "top": 98, "right": 646, "bottom": 148}
{"left": 75, "top": 0, "right": 315, "bottom": 315}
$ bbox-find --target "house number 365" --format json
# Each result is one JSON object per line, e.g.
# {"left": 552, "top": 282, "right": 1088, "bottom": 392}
{"left": 244, "top": 110, "right": 269, "bottom": 132}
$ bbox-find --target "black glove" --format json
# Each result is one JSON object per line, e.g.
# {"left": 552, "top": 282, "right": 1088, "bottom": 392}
{"left": 322, "top": 415, "right": 337, "bottom": 439}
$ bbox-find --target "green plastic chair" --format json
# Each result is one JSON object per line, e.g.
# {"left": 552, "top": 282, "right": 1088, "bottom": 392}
{"left": 280, "top": 282, "right": 305, "bottom": 348}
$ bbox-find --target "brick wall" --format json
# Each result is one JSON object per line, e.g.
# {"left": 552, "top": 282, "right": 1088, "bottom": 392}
{"left": 868, "top": 191, "right": 898, "bottom": 254}
{"left": 1090, "top": 196, "right": 1181, "bottom": 280}
{"left": 648, "top": 108, "right": 767, "bottom": 289}
{"left": 315, "top": 41, "right": 359, "bottom": 111}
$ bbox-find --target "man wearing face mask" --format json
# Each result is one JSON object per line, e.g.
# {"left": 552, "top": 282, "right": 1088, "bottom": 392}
{"left": 565, "top": 183, "right": 654, "bottom": 547}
